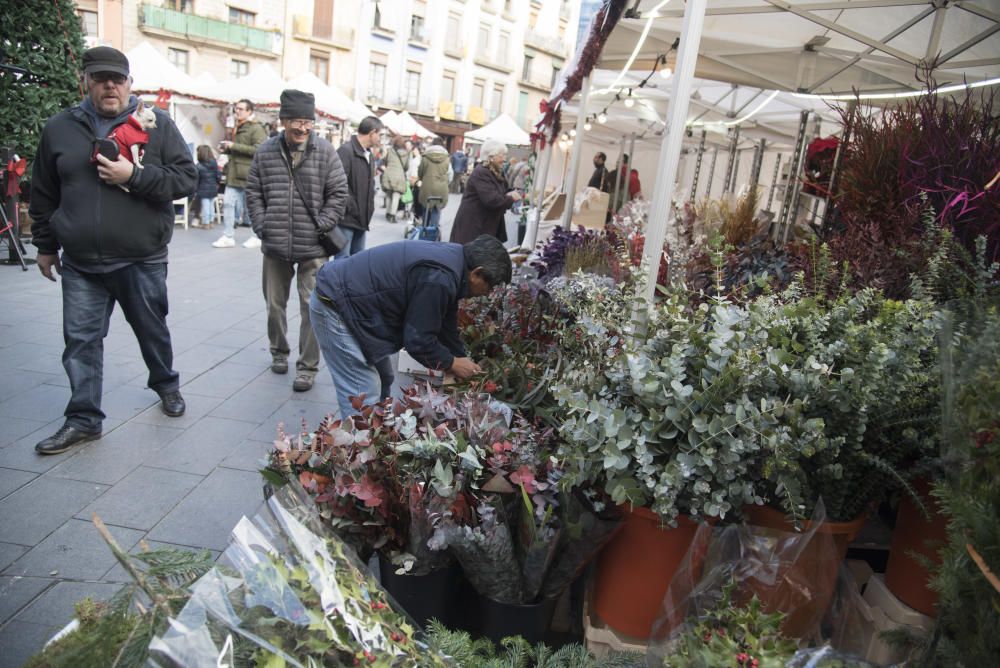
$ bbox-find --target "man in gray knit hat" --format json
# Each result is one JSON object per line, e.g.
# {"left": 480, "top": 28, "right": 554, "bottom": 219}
{"left": 245, "top": 90, "right": 348, "bottom": 392}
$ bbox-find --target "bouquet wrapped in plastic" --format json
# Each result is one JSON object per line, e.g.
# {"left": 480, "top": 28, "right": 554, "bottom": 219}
{"left": 148, "top": 482, "right": 452, "bottom": 667}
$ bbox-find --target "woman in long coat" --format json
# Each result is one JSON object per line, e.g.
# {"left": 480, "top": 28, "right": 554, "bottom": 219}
{"left": 380, "top": 136, "right": 409, "bottom": 223}
{"left": 449, "top": 139, "right": 521, "bottom": 244}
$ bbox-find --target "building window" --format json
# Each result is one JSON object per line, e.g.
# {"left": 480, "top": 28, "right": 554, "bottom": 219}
{"left": 445, "top": 14, "right": 461, "bottom": 52}
{"left": 373, "top": 5, "right": 386, "bottom": 30}
{"left": 504, "top": 0, "right": 514, "bottom": 14}
{"left": 522, "top": 54, "right": 533, "bottom": 81}
{"left": 167, "top": 0, "right": 193, "bottom": 12}
{"left": 491, "top": 84, "right": 504, "bottom": 118}
{"left": 441, "top": 71, "right": 456, "bottom": 102}
{"left": 228, "top": 7, "right": 255, "bottom": 26}
{"left": 476, "top": 24, "right": 490, "bottom": 59}
{"left": 230, "top": 59, "right": 249, "bottom": 78}
{"left": 497, "top": 31, "right": 510, "bottom": 66}
{"left": 167, "top": 47, "right": 189, "bottom": 73}
{"left": 551, "top": 65, "right": 560, "bottom": 89}
{"left": 529, "top": 10, "right": 538, "bottom": 28}
{"left": 410, "top": 15, "right": 425, "bottom": 42}
{"left": 367, "top": 62, "right": 386, "bottom": 101}
{"left": 471, "top": 79, "right": 485, "bottom": 108}
{"left": 78, "top": 10, "right": 98, "bottom": 37}
{"left": 309, "top": 51, "right": 329, "bottom": 83}
{"left": 404, "top": 69, "right": 420, "bottom": 108}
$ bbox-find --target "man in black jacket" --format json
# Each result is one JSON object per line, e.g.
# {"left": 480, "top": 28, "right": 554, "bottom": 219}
{"left": 245, "top": 90, "right": 348, "bottom": 393}
{"left": 29, "top": 46, "right": 197, "bottom": 455}
{"left": 309, "top": 235, "right": 512, "bottom": 419}
{"left": 334, "top": 115, "right": 382, "bottom": 258}
{"left": 587, "top": 152, "right": 611, "bottom": 192}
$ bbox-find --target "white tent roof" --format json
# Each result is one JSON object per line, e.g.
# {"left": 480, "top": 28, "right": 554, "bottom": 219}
{"left": 384, "top": 110, "right": 437, "bottom": 138}
{"left": 284, "top": 72, "right": 373, "bottom": 123}
{"left": 212, "top": 64, "right": 286, "bottom": 106}
{"left": 126, "top": 41, "right": 205, "bottom": 98}
{"left": 592, "top": 0, "right": 999, "bottom": 97}
{"left": 378, "top": 110, "right": 399, "bottom": 128}
{"left": 465, "top": 113, "right": 533, "bottom": 146}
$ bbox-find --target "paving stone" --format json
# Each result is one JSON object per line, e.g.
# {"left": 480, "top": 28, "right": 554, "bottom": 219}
{"left": 174, "top": 308, "right": 259, "bottom": 335}
{"left": 209, "top": 379, "right": 296, "bottom": 423}
{"left": 170, "top": 343, "right": 240, "bottom": 377}
{"left": 179, "top": 361, "right": 265, "bottom": 399}
{"left": 0, "top": 542, "right": 28, "bottom": 571}
{"left": 247, "top": 397, "right": 338, "bottom": 442}
{"left": 0, "top": 382, "right": 71, "bottom": 423}
{"left": 0, "top": 370, "right": 55, "bottom": 403}
{"left": 219, "top": 438, "right": 273, "bottom": 473}
{"left": 148, "top": 467, "right": 265, "bottom": 551}
{"left": 0, "top": 477, "right": 108, "bottom": 546}
{"left": 4, "top": 518, "right": 144, "bottom": 579}
{"left": 205, "top": 326, "right": 266, "bottom": 349}
{"left": 131, "top": 391, "right": 224, "bottom": 429}
{"left": 0, "top": 418, "right": 124, "bottom": 475}
{"left": 48, "top": 422, "right": 184, "bottom": 486}
{"left": 223, "top": 341, "right": 273, "bottom": 368}
{"left": 99, "top": 383, "right": 161, "bottom": 421}
{"left": 0, "top": 342, "right": 63, "bottom": 373}
{"left": 0, "top": 620, "right": 61, "bottom": 668}
{"left": 151, "top": 415, "right": 257, "bottom": 476}
{"left": 0, "top": 575, "right": 55, "bottom": 623}
{"left": 76, "top": 466, "right": 203, "bottom": 531}
{"left": 15, "top": 580, "right": 123, "bottom": 627}
{"left": 0, "top": 417, "right": 48, "bottom": 448}
{"left": 0, "top": 467, "right": 37, "bottom": 499}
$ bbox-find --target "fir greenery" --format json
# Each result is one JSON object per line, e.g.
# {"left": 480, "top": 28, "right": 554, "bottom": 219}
{"left": 0, "top": 0, "right": 85, "bottom": 166}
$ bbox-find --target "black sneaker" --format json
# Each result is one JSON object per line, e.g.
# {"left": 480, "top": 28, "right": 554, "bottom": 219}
{"left": 159, "top": 391, "right": 186, "bottom": 417}
{"left": 35, "top": 425, "right": 101, "bottom": 455}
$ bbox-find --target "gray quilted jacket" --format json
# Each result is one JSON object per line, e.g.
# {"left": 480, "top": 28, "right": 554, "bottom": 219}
{"left": 245, "top": 132, "right": 348, "bottom": 261}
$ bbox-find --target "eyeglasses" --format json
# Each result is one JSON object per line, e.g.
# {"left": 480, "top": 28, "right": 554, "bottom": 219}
{"left": 285, "top": 120, "right": 314, "bottom": 129}
{"left": 90, "top": 72, "right": 128, "bottom": 85}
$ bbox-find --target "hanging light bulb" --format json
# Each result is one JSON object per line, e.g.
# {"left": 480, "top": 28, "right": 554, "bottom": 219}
{"left": 624, "top": 89, "right": 635, "bottom": 108}
{"left": 598, "top": 112, "right": 607, "bottom": 124}
{"left": 584, "top": 120, "right": 592, "bottom": 131}
{"left": 660, "top": 66, "right": 673, "bottom": 79}
{"left": 569, "top": 128, "right": 576, "bottom": 137}
{"left": 561, "top": 132, "right": 569, "bottom": 141}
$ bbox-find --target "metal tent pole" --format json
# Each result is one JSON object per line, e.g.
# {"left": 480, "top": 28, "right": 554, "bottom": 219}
{"left": 524, "top": 140, "right": 554, "bottom": 250}
{"left": 561, "top": 76, "right": 591, "bottom": 230}
{"left": 730, "top": 148, "right": 743, "bottom": 193}
{"left": 625, "top": 131, "right": 637, "bottom": 200}
{"left": 783, "top": 114, "right": 814, "bottom": 243}
{"left": 639, "top": 0, "right": 708, "bottom": 311}
{"left": 704, "top": 145, "right": 718, "bottom": 198}
{"left": 689, "top": 129, "right": 707, "bottom": 202}
{"left": 776, "top": 111, "right": 810, "bottom": 241}
{"left": 766, "top": 153, "right": 782, "bottom": 211}
{"left": 721, "top": 126, "right": 740, "bottom": 193}
{"left": 750, "top": 138, "right": 766, "bottom": 188}
{"left": 820, "top": 99, "right": 857, "bottom": 233}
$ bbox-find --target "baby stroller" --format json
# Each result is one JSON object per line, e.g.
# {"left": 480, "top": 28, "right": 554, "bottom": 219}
{"left": 405, "top": 196, "right": 443, "bottom": 242}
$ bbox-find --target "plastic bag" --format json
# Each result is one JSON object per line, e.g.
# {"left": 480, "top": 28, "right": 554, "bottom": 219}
{"left": 648, "top": 500, "right": 864, "bottom": 664}
{"left": 148, "top": 481, "right": 453, "bottom": 667}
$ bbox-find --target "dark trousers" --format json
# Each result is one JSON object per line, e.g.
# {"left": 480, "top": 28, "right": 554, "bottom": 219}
{"left": 61, "top": 262, "right": 179, "bottom": 432}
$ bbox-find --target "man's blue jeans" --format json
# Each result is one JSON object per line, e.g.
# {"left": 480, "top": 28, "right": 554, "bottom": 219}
{"left": 309, "top": 291, "right": 381, "bottom": 419}
{"left": 61, "top": 262, "right": 179, "bottom": 433}
{"left": 222, "top": 186, "right": 246, "bottom": 239}
{"left": 333, "top": 227, "right": 366, "bottom": 260}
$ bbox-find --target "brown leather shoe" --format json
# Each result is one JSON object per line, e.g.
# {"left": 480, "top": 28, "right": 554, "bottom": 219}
{"left": 35, "top": 425, "right": 101, "bottom": 455}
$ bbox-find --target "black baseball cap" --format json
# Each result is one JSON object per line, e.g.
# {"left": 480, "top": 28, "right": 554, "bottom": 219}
{"left": 82, "top": 46, "right": 130, "bottom": 77}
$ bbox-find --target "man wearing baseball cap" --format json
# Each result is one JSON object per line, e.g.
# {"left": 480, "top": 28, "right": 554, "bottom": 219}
{"left": 29, "top": 46, "right": 196, "bottom": 455}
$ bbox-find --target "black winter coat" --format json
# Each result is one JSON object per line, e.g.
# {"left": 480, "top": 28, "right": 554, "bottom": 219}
{"left": 245, "top": 133, "right": 348, "bottom": 261}
{"left": 314, "top": 240, "right": 468, "bottom": 371}
{"left": 196, "top": 159, "right": 220, "bottom": 199}
{"left": 30, "top": 103, "right": 196, "bottom": 263}
{"left": 448, "top": 164, "right": 513, "bottom": 244}
{"left": 335, "top": 136, "right": 374, "bottom": 232}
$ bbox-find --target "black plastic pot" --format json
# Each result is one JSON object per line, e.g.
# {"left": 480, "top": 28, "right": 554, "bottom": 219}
{"left": 377, "top": 555, "right": 461, "bottom": 629}
{"left": 470, "top": 592, "right": 558, "bottom": 645}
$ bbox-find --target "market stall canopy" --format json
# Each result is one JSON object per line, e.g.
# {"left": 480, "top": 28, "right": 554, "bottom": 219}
{"left": 464, "top": 113, "right": 533, "bottom": 146}
{"left": 593, "top": 0, "right": 999, "bottom": 97}
{"left": 284, "top": 72, "right": 374, "bottom": 123}
{"left": 126, "top": 41, "right": 206, "bottom": 98}
{"left": 211, "top": 63, "right": 286, "bottom": 106}
{"left": 384, "top": 110, "right": 437, "bottom": 138}
{"left": 378, "top": 110, "right": 399, "bottom": 130}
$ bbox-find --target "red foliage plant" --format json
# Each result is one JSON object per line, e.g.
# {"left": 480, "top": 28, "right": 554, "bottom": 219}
{"left": 828, "top": 80, "right": 999, "bottom": 298}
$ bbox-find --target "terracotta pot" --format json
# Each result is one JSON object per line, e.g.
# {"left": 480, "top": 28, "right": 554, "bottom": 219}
{"left": 592, "top": 506, "right": 702, "bottom": 639}
{"left": 884, "top": 479, "right": 946, "bottom": 617}
{"left": 743, "top": 504, "right": 866, "bottom": 638}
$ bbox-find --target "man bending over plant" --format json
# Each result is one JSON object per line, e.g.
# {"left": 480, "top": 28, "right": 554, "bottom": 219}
{"left": 310, "top": 235, "right": 512, "bottom": 418}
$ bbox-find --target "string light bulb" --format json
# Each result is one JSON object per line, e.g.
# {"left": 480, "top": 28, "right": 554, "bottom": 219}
{"left": 561, "top": 132, "right": 569, "bottom": 141}
{"left": 660, "top": 66, "right": 672, "bottom": 79}
{"left": 598, "top": 112, "right": 607, "bottom": 124}
{"left": 624, "top": 89, "right": 634, "bottom": 107}
{"left": 584, "top": 120, "right": 592, "bottom": 131}
{"left": 569, "top": 128, "right": 576, "bottom": 137}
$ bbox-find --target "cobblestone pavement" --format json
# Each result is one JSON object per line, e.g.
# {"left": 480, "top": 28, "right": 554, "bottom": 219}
{"left": 0, "top": 192, "right": 523, "bottom": 665}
